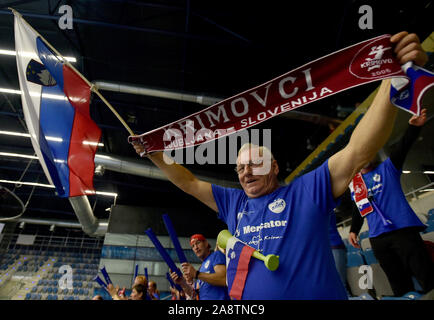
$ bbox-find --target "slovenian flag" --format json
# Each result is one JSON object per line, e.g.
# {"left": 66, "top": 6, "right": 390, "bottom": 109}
{"left": 225, "top": 236, "right": 255, "bottom": 300}
{"left": 14, "top": 11, "right": 101, "bottom": 198}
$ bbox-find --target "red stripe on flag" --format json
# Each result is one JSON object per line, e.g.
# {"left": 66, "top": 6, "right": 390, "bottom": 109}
{"left": 229, "top": 245, "right": 255, "bottom": 300}
{"left": 63, "top": 65, "right": 101, "bottom": 197}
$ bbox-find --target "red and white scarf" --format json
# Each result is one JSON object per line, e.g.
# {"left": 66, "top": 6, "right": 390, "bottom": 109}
{"left": 128, "top": 34, "right": 434, "bottom": 154}
{"left": 349, "top": 173, "right": 392, "bottom": 225}
{"left": 349, "top": 173, "right": 374, "bottom": 217}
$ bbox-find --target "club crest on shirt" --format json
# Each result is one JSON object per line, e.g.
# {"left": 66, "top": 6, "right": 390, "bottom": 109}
{"left": 268, "top": 198, "right": 286, "bottom": 213}
{"left": 204, "top": 260, "right": 210, "bottom": 269}
{"left": 373, "top": 173, "right": 381, "bottom": 182}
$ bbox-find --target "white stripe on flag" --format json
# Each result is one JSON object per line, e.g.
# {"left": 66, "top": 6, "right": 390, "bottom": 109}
{"left": 14, "top": 14, "right": 54, "bottom": 186}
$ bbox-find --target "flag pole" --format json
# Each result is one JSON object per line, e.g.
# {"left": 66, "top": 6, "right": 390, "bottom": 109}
{"left": 9, "top": 8, "right": 135, "bottom": 136}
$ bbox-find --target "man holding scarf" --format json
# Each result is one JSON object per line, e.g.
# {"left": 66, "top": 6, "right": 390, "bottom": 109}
{"left": 132, "top": 32, "right": 428, "bottom": 299}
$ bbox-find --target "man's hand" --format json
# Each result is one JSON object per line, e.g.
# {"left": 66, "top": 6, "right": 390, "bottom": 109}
{"left": 181, "top": 262, "right": 197, "bottom": 283}
{"left": 391, "top": 32, "right": 428, "bottom": 67}
{"left": 409, "top": 108, "right": 427, "bottom": 127}
{"left": 170, "top": 269, "right": 195, "bottom": 298}
{"left": 132, "top": 141, "right": 146, "bottom": 157}
{"left": 106, "top": 283, "right": 122, "bottom": 300}
{"left": 348, "top": 232, "right": 361, "bottom": 249}
{"left": 170, "top": 270, "right": 186, "bottom": 285}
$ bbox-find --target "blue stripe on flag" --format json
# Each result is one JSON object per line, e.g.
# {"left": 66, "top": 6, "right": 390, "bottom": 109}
{"left": 36, "top": 122, "right": 65, "bottom": 197}
{"left": 39, "top": 84, "right": 74, "bottom": 197}
{"left": 36, "top": 37, "right": 64, "bottom": 90}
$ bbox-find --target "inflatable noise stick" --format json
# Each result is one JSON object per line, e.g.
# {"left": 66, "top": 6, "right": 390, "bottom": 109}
{"left": 134, "top": 264, "right": 139, "bottom": 279}
{"left": 145, "top": 228, "right": 183, "bottom": 277}
{"left": 100, "top": 266, "right": 113, "bottom": 285}
{"left": 162, "top": 214, "right": 188, "bottom": 263}
{"left": 144, "top": 267, "right": 149, "bottom": 281}
{"left": 93, "top": 275, "right": 108, "bottom": 289}
{"left": 217, "top": 230, "right": 279, "bottom": 271}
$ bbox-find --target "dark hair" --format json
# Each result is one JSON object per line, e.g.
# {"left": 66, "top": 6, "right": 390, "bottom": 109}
{"left": 132, "top": 284, "right": 146, "bottom": 300}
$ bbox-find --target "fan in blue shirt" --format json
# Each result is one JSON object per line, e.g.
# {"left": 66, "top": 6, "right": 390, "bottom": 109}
{"left": 131, "top": 32, "right": 427, "bottom": 299}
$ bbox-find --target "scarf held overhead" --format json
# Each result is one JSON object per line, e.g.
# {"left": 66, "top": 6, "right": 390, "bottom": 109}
{"left": 128, "top": 34, "right": 434, "bottom": 154}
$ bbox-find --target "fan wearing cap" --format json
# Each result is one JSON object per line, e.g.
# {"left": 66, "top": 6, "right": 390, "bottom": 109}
{"left": 171, "top": 234, "right": 230, "bottom": 300}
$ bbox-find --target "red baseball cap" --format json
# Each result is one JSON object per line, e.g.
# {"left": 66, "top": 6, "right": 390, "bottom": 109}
{"left": 190, "top": 234, "right": 206, "bottom": 246}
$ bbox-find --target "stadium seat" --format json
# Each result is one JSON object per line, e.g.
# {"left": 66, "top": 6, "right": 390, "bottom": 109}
{"left": 344, "top": 125, "right": 354, "bottom": 135}
{"left": 425, "top": 220, "right": 434, "bottom": 233}
{"left": 360, "top": 238, "right": 371, "bottom": 251}
{"left": 422, "top": 231, "right": 434, "bottom": 242}
{"left": 25, "top": 293, "right": 31, "bottom": 300}
{"left": 362, "top": 248, "right": 377, "bottom": 265}
{"left": 346, "top": 242, "right": 360, "bottom": 253}
{"left": 359, "top": 231, "right": 369, "bottom": 240}
{"left": 381, "top": 291, "right": 422, "bottom": 300}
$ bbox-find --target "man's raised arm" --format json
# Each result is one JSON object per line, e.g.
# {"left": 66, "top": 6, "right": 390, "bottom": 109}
{"left": 328, "top": 32, "right": 428, "bottom": 199}
{"left": 132, "top": 147, "right": 218, "bottom": 212}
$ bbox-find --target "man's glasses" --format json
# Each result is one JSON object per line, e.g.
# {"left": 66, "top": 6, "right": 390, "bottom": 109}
{"left": 235, "top": 159, "right": 264, "bottom": 174}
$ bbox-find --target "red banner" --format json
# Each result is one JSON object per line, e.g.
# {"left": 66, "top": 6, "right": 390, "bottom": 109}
{"left": 128, "top": 34, "right": 430, "bottom": 154}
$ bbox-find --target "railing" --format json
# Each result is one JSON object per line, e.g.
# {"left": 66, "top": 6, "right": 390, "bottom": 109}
{"left": 1, "top": 233, "right": 104, "bottom": 255}
{"left": 404, "top": 182, "right": 434, "bottom": 199}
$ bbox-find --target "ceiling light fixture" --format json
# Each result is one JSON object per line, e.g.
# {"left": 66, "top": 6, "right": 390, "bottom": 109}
{"left": 0, "top": 179, "right": 54, "bottom": 188}
{"left": 0, "top": 152, "right": 38, "bottom": 159}
{"left": 85, "top": 190, "right": 118, "bottom": 198}
{"left": 0, "top": 131, "right": 103, "bottom": 146}
{"left": 0, "top": 49, "right": 76, "bottom": 62}
{"left": 0, "top": 179, "right": 117, "bottom": 198}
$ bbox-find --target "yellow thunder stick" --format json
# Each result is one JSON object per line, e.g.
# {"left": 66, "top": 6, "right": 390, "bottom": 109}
{"left": 217, "top": 230, "right": 279, "bottom": 271}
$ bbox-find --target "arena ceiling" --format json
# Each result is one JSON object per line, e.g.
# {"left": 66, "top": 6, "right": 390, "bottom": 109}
{"left": 0, "top": 0, "right": 433, "bottom": 235}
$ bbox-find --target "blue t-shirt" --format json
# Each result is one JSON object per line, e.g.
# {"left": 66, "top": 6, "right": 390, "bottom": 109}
{"left": 212, "top": 160, "right": 347, "bottom": 300}
{"left": 355, "top": 158, "right": 425, "bottom": 238}
{"left": 197, "top": 250, "right": 230, "bottom": 300}
{"left": 329, "top": 212, "right": 345, "bottom": 248}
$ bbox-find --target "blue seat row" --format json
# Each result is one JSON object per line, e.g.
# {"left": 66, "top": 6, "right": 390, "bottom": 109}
{"left": 346, "top": 251, "right": 365, "bottom": 268}
{"left": 25, "top": 293, "right": 42, "bottom": 300}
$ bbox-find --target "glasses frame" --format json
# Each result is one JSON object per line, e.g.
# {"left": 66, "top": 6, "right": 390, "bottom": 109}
{"left": 234, "top": 159, "right": 264, "bottom": 174}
